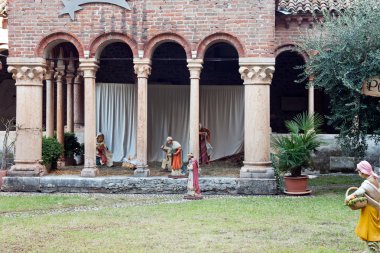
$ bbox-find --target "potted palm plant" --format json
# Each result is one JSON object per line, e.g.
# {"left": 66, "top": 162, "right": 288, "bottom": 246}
{"left": 272, "top": 113, "right": 323, "bottom": 195}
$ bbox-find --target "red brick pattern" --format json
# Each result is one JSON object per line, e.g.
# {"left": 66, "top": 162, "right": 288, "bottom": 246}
{"left": 196, "top": 32, "right": 246, "bottom": 58}
{"left": 89, "top": 32, "right": 138, "bottom": 58}
{"left": 274, "top": 16, "right": 311, "bottom": 57}
{"left": 8, "top": 0, "right": 276, "bottom": 58}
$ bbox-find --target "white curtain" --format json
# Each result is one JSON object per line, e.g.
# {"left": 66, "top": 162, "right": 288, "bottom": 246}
{"left": 96, "top": 83, "right": 137, "bottom": 162}
{"left": 96, "top": 83, "right": 244, "bottom": 162}
{"left": 200, "top": 86, "right": 244, "bottom": 160}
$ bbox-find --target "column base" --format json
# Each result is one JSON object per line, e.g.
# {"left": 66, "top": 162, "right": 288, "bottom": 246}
{"left": 7, "top": 162, "right": 47, "bottom": 177}
{"left": 237, "top": 178, "right": 277, "bottom": 195}
{"left": 134, "top": 165, "right": 150, "bottom": 177}
{"left": 81, "top": 167, "right": 99, "bottom": 177}
{"left": 240, "top": 161, "right": 275, "bottom": 179}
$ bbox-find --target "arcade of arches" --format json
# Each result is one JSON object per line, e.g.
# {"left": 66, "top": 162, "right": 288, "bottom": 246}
{"left": 4, "top": 35, "right": 331, "bottom": 180}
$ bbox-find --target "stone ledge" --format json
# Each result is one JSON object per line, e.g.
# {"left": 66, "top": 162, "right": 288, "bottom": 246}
{"left": 1, "top": 176, "right": 277, "bottom": 195}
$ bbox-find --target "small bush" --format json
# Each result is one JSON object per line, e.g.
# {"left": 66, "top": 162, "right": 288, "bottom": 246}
{"left": 42, "top": 137, "right": 63, "bottom": 166}
{"left": 64, "top": 132, "right": 81, "bottom": 157}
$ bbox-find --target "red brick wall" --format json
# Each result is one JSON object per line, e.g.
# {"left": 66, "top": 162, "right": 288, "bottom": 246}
{"left": 8, "top": 0, "right": 277, "bottom": 58}
{"left": 275, "top": 15, "right": 311, "bottom": 55}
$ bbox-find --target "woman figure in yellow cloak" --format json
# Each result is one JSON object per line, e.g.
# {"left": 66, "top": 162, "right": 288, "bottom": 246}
{"left": 346, "top": 161, "right": 380, "bottom": 252}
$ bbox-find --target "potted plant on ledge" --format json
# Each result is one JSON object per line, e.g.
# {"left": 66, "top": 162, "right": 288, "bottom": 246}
{"left": 272, "top": 113, "right": 324, "bottom": 195}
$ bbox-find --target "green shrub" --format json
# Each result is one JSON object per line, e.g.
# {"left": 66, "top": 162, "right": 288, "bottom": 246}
{"left": 300, "top": 0, "right": 380, "bottom": 158}
{"left": 64, "top": 132, "right": 81, "bottom": 157}
{"left": 42, "top": 136, "right": 63, "bottom": 166}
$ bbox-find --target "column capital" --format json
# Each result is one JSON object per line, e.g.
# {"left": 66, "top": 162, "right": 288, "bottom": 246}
{"left": 66, "top": 56, "right": 76, "bottom": 80}
{"left": 187, "top": 59, "right": 203, "bottom": 79}
{"left": 74, "top": 72, "right": 83, "bottom": 84}
{"left": 54, "top": 70, "right": 65, "bottom": 82}
{"left": 133, "top": 58, "right": 151, "bottom": 79}
{"left": 7, "top": 57, "right": 47, "bottom": 86}
{"left": 239, "top": 57, "right": 275, "bottom": 85}
{"left": 79, "top": 58, "right": 99, "bottom": 79}
{"left": 45, "top": 58, "right": 55, "bottom": 81}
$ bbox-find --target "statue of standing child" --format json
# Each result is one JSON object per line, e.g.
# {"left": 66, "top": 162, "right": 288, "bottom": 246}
{"left": 184, "top": 153, "right": 202, "bottom": 200}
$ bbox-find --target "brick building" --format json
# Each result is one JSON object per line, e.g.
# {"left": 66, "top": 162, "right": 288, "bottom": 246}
{"left": 1, "top": 0, "right": 347, "bottom": 192}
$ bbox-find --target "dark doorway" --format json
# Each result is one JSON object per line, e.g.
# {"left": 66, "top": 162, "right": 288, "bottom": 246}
{"left": 201, "top": 42, "right": 242, "bottom": 85}
{"left": 270, "top": 51, "right": 308, "bottom": 133}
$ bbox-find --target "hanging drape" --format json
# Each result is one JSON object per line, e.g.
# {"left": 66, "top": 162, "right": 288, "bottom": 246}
{"left": 96, "top": 83, "right": 137, "bottom": 162}
{"left": 96, "top": 83, "right": 244, "bottom": 162}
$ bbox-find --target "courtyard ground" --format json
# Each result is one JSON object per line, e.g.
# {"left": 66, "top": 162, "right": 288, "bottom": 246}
{"left": 0, "top": 175, "right": 367, "bottom": 253}
{"left": 50, "top": 154, "right": 244, "bottom": 177}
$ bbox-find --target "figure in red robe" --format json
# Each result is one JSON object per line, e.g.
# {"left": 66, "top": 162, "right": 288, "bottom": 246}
{"left": 184, "top": 153, "right": 202, "bottom": 200}
{"left": 199, "top": 123, "right": 212, "bottom": 165}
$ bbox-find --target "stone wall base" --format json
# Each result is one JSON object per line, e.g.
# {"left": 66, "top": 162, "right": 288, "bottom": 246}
{"left": 1, "top": 176, "right": 278, "bottom": 195}
{"left": 7, "top": 163, "right": 47, "bottom": 177}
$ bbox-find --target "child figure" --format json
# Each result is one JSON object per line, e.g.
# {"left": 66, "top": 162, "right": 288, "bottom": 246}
{"left": 96, "top": 133, "right": 113, "bottom": 167}
{"left": 184, "top": 153, "right": 202, "bottom": 200}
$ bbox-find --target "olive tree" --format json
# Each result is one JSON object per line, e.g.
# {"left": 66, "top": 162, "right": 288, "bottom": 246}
{"left": 300, "top": 0, "right": 380, "bottom": 158}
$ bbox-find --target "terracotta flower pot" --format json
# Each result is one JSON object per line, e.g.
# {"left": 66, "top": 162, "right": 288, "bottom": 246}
{"left": 284, "top": 175, "right": 311, "bottom": 195}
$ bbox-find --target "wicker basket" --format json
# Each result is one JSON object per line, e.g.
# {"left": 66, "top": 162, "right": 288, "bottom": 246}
{"left": 345, "top": 187, "right": 368, "bottom": 210}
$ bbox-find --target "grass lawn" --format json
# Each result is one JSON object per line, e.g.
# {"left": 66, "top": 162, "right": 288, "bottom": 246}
{"left": 0, "top": 175, "right": 367, "bottom": 253}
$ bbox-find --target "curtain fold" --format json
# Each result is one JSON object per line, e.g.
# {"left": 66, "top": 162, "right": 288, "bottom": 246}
{"left": 96, "top": 83, "right": 137, "bottom": 162}
{"left": 96, "top": 83, "right": 244, "bottom": 162}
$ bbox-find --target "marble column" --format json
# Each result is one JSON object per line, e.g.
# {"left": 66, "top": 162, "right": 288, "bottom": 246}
{"left": 7, "top": 57, "right": 47, "bottom": 176}
{"left": 74, "top": 72, "right": 84, "bottom": 128}
{"left": 79, "top": 58, "right": 99, "bottom": 177}
{"left": 239, "top": 58, "right": 275, "bottom": 179}
{"left": 308, "top": 76, "right": 315, "bottom": 116}
{"left": 65, "top": 54, "right": 75, "bottom": 133}
{"left": 55, "top": 48, "right": 65, "bottom": 145}
{"left": 187, "top": 59, "right": 203, "bottom": 160}
{"left": 133, "top": 58, "right": 151, "bottom": 177}
{"left": 45, "top": 58, "right": 55, "bottom": 138}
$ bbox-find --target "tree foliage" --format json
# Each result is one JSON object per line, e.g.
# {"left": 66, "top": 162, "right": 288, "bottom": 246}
{"left": 299, "top": 0, "right": 380, "bottom": 157}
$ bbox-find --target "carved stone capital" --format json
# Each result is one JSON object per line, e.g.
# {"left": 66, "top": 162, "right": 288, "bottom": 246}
{"left": 54, "top": 70, "right": 65, "bottom": 82}
{"left": 7, "top": 57, "right": 47, "bottom": 86}
{"left": 79, "top": 58, "right": 99, "bottom": 79}
{"left": 239, "top": 65, "right": 275, "bottom": 85}
{"left": 238, "top": 58, "right": 275, "bottom": 85}
{"left": 187, "top": 59, "right": 203, "bottom": 79}
{"left": 45, "top": 67, "right": 55, "bottom": 81}
{"left": 74, "top": 72, "right": 83, "bottom": 84}
{"left": 45, "top": 57, "right": 55, "bottom": 80}
{"left": 133, "top": 58, "right": 151, "bottom": 79}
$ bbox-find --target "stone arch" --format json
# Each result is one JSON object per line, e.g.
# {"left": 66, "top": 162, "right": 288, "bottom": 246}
{"left": 143, "top": 32, "right": 192, "bottom": 59}
{"left": 89, "top": 32, "right": 138, "bottom": 59}
{"left": 35, "top": 32, "right": 84, "bottom": 58}
{"left": 275, "top": 44, "right": 309, "bottom": 62}
{"left": 196, "top": 32, "right": 245, "bottom": 59}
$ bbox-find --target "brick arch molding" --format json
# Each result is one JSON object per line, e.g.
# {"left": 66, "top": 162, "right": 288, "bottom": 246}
{"left": 196, "top": 32, "right": 246, "bottom": 59}
{"left": 275, "top": 44, "right": 309, "bottom": 62}
{"left": 143, "top": 32, "right": 192, "bottom": 59}
{"left": 35, "top": 32, "right": 85, "bottom": 58}
{"left": 89, "top": 32, "right": 139, "bottom": 59}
